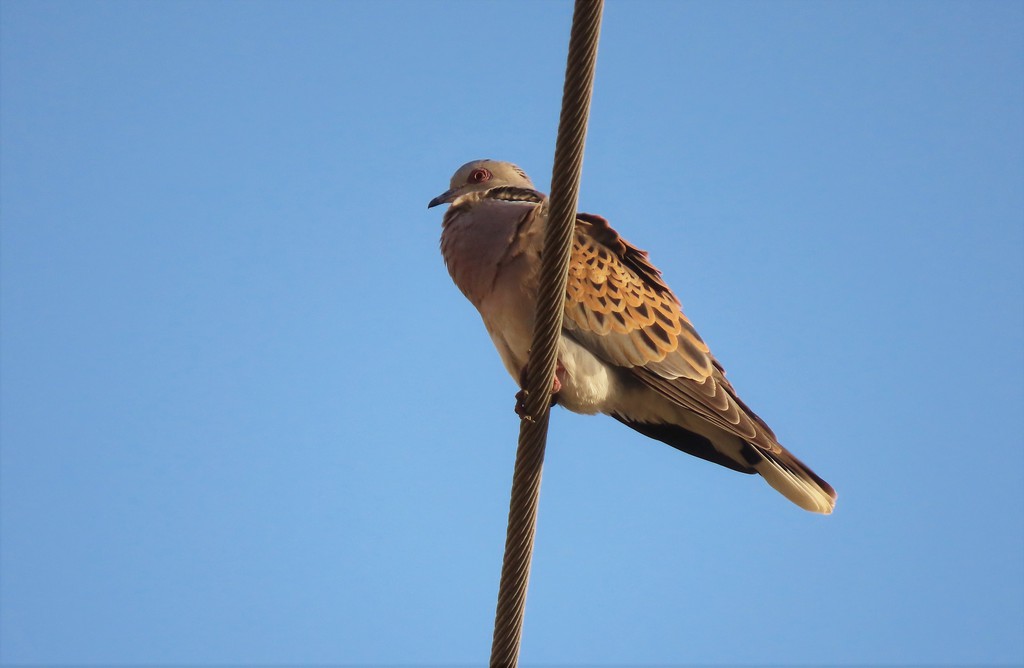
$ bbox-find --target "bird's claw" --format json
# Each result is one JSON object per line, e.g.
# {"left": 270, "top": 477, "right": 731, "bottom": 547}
{"left": 515, "top": 389, "right": 533, "bottom": 421}
{"left": 514, "top": 372, "right": 562, "bottom": 421}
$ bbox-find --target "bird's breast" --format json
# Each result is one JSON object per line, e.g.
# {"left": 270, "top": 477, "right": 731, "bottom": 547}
{"left": 440, "top": 200, "right": 538, "bottom": 306}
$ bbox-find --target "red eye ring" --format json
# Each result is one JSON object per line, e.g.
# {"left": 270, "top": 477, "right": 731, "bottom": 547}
{"left": 470, "top": 168, "right": 491, "bottom": 184}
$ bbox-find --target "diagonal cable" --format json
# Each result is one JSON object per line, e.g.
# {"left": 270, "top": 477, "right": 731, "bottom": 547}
{"left": 489, "top": 1, "right": 604, "bottom": 666}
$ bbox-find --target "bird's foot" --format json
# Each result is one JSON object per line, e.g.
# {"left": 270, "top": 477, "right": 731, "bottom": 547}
{"left": 514, "top": 362, "right": 564, "bottom": 420}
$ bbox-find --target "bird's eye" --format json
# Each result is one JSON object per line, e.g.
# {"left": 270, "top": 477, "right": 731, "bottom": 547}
{"left": 470, "top": 168, "right": 491, "bottom": 184}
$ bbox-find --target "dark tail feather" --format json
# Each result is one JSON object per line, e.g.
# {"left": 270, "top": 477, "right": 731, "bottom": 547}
{"left": 611, "top": 416, "right": 754, "bottom": 474}
{"left": 612, "top": 415, "right": 836, "bottom": 514}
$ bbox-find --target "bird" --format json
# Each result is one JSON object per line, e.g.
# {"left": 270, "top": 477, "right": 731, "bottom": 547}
{"left": 429, "top": 159, "right": 836, "bottom": 514}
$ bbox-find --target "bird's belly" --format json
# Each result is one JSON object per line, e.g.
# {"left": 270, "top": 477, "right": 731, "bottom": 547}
{"left": 556, "top": 335, "right": 617, "bottom": 415}
{"left": 477, "top": 275, "right": 660, "bottom": 420}
{"left": 558, "top": 336, "right": 693, "bottom": 426}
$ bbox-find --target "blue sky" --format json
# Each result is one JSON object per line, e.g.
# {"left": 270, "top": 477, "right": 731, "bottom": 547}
{"left": 1, "top": 1, "right": 1022, "bottom": 665}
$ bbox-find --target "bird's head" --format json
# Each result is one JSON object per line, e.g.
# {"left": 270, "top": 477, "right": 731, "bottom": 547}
{"left": 428, "top": 159, "right": 535, "bottom": 208}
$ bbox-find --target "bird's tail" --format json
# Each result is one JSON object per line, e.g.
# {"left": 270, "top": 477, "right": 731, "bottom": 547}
{"left": 753, "top": 447, "right": 836, "bottom": 514}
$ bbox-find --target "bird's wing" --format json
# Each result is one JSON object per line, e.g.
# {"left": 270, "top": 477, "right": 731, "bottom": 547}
{"left": 562, "top": 212, "right": 782, "bottom": 453}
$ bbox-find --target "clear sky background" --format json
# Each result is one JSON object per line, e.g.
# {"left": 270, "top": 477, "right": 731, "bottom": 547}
{"left": 2, "top": 1, "right": 1022, "bottom": 666}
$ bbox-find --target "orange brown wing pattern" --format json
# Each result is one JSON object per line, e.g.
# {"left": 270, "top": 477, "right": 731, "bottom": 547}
{"left": 562, "top": 213, "right": 783, "bottom": 453}
{"left": 562, "top": 213, "right": 713, "bottom": 381}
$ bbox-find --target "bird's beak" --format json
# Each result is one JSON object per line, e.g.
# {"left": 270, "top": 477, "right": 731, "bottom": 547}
{"left": 427, "top": 188, "right": 457, "bottom": 209}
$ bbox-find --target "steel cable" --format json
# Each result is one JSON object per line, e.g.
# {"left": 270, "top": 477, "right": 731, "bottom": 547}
{"left": 489, "top": 1, "right": 604, "bottom": 665}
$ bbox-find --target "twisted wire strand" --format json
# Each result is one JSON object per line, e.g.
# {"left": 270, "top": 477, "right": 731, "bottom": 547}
{"left": 489, "top": 1, "right": 604, "bottom": 665}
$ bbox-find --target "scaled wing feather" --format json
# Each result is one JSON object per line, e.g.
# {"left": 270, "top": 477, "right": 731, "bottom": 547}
{"left": 563, "top": 213, "right": 713, "bottom": 380}
{"left": 562, "top": 213, "right": 782, "bottom": 454}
